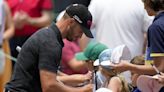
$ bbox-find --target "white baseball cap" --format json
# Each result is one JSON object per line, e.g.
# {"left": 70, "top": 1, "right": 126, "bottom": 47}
{"left": 96, "top": 88, "right": 113, "bottom": 92}
{"left": 94, "top": 44, "right": 131, "bottom": 67}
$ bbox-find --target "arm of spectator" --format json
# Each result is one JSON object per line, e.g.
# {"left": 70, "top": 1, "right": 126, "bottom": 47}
{"left": 3, "top": 1, "right": 14, "bottom": 40}
{"left": 40, "top": 70, "right": 93, "bottom": 92}
{"left": 67, "top": 58, "right": 87, "bottom": 72}
{"left": 26, "top": 10, "right": 52, "bottom": 27}
{"left": 62, "top": 40, "right": 87, "bottom": 72}
{"left": 153, "top": 57, "right": 164, "bottom": 73}
{"left": 57, "top": 71, "right": 68, "bottom": 76}
{"left": 111, "top": 60, "right": 156, "bottom": 75}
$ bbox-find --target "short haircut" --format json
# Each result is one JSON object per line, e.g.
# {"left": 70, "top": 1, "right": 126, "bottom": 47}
{"left": 142, "top": 0, "right": 164, "bottom": 11}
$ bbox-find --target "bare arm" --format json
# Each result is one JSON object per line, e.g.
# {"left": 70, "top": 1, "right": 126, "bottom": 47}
{"left": 153, "top": 57, "right": 164, "bottom": 73}
{"left": 40, "top": 70, "right": 92, "bottom": 92}
{"left": 3, "top": 2, "right": 14, "bottom": 40}
{"left": 27, "top": 10, "right": 52, "bottom": 27}
{"left": 112, "top": 60, "right": 156, "bottom": 75}
{"left": 67, "top": 58, "right": 87, "bottom": 72}
{"left": 129, "top": 63, "right": 156, "bottom": 75}
{"left": 57, "top": 72, "right": 92, "bottom": 86}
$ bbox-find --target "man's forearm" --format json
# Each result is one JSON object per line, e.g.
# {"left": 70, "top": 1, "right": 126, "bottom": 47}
{"left": 57, "top": 74, "right": 85, "bottom": 85}
{"left": 44, "top": 81, "right": 85, "bottom": 92}
{"left": 27, "top": 11, "right": 52, "bottom": 28}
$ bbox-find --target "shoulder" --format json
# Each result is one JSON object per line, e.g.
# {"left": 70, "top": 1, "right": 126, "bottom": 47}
{"left": 149, "top": 21, "right": 164, "bottom": 35}
{"left": 109, "top": 76, "right": 122, "bottom": 84}
{"left": 34, "top": 27, "right": 57, "bottom": 42}
{"left": 26, "top": 27, "right": 59, "bottom": 49}
{"left": 154, "top": 17, "right": 164, "bottom": 28}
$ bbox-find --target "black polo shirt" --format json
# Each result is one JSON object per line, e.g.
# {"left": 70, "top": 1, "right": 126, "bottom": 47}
{"left": 5, "top": 22, "right": 64, "bottom": 92}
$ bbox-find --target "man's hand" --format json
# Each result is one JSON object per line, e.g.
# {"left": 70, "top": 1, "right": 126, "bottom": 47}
{"left": 84, "top": 71, "right": 92, "bottom": 82}
{"left": 13, "top": 11, "right": 30, "bottom": 29}
{"left": 81, "top": 84, "right": 93, "bottom": 92}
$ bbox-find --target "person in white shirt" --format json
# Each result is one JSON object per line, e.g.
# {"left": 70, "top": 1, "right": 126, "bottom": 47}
{"left": 80, "top": 0, "right": 154, "bottom": 83}
{"left": 0, "top": 0, "right": 14, "bottom": 74}
{"left": 0, "top": 0, "right": 5, "bottom": 74}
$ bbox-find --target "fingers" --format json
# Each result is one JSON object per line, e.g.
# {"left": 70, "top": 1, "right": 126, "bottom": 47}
{"left": 158, "top": 75, "right": 164, "bottom": 85}
{"left": 152, "top": 73, "right": 164, "bottom": 85}
{"left": 160, "top": 72, "right": 164, "bottom": 75}
{"left": 85, "top": 71, "right": 92, "bottom": 81}
{"left": 83, "top": 84, "right": 93, "bottom": 92}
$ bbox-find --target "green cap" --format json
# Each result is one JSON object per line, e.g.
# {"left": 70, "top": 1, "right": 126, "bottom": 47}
{"left": 75, "top": 42, "right": 108, "bottom": 61}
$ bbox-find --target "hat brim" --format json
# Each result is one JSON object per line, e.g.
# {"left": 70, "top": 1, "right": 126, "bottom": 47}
{"left": 81, "top": 26, "right": 94, "bottom": 38}
{"left": 93, "top": 59, "right": 100, "bottom": 66}
{"left": 75, "top": 52, "right": 89, "bottom": 61}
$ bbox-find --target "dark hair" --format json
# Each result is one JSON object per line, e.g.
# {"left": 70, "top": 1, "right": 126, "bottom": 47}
{"left": 62, "top": 12, "right": 70, "bottom": 19}
{"left": 143, "top": 0, "right": 164, "bottom": 11}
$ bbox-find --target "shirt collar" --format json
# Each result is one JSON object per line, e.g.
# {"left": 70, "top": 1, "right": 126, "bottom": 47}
{"left": 49, "top": 22, "right": 64, "bottom": 47}
{"left": 154, "top": 11, "right": 164, "bottom": 22}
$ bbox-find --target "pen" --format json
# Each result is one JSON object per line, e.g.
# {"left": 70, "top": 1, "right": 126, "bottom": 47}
{"left": 151, "top": 63, "right": 161, "bottom": 75}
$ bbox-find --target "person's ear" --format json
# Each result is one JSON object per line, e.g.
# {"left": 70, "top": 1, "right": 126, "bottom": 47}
{"left": 67, "top": 18, "right": 75, "bottom": 25}
{"left": 67, "top": 25, "right": 71, "bottom": 31}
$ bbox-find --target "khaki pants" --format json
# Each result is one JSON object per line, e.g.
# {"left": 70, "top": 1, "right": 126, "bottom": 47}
{"left": 0, "top": 40, "right": 12, "bottom": 92}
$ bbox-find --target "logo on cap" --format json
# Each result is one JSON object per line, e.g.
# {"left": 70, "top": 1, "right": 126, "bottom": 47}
{"left": 73, "top": 15, "right": 82, "bottom": 23}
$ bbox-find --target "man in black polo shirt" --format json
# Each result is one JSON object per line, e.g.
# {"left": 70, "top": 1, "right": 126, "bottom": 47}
{"left": 5, "top": 4, "right": 93, "bottom": 92}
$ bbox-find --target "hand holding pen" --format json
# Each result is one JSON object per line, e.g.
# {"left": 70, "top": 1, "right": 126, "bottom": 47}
{"left": 151, "top": 63, "right": 161, "bottom": 75}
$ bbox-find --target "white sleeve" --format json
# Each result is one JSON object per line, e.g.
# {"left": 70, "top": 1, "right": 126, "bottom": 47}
{"left": 88, "top": 0, "right": 99, "bottom": 40}
{"left": 0, "top": 2, "right": 3, "bottom": 26}
{"left": 143, "top": 10, "right": 154, "bottom": 32}
{"left": 88, "top": 0, "right": 98, "bottom": 29}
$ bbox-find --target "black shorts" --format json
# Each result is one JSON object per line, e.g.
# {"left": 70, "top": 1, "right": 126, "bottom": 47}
{"left": 159, "top": 86, "right": 164, "bottom": 92}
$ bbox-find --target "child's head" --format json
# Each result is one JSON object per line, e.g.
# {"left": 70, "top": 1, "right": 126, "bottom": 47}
{"left": 76, "top": 41, "right": 108, "bottom": 71}
{"left": 130, "top": 55, "right": 145, "bottom": 87}
{"left": 94, "top": 49, "right": 117, "bottom": 77}
{"left": 94, "top": 45, "right": 131, "bottom": 77}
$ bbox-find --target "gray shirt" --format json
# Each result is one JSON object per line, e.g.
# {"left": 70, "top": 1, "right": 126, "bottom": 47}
{"left": 5, "top": 23, "right": 64, "bottom": 92}
{"left": 0, "top": 0, "right": 5, "bottom": 45}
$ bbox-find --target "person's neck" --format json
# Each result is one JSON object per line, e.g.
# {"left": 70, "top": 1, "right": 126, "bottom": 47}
{"left": 56, "top": 20, "right": 68, "bottom": 39}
